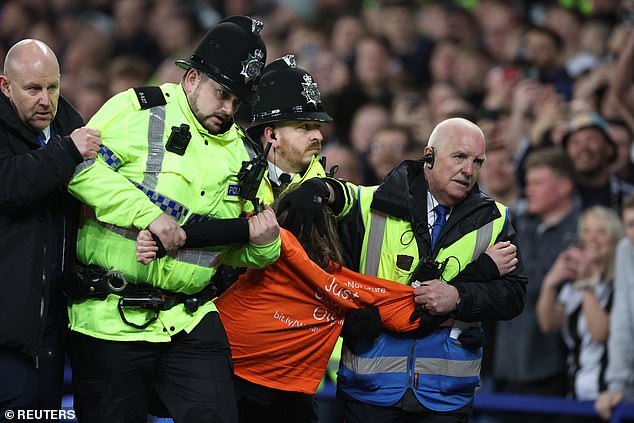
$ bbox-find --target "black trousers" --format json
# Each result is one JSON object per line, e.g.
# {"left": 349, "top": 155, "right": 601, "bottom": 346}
{"left": 68, "top": 311, "right": 237, "bottom": 423}
{"left": 342, "top": 391, "right": 471, "bottom": 423}
{"left": 234, "top": 376, "right": 318, "bottom": 423}
{"left": 0, "top": 322, "right": 65, "bottom": 423}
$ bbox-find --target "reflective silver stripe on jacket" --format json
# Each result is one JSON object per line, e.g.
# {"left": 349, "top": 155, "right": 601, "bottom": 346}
{"left": 73, "top": 159, "right": 94, "bottom": 178}
{"left": 364, "top": 210, "right": 386, "bottom": 277}
{"left": 342, "top": 349, "right": 480, "bottom": 378}
{"left": 77, "top": 104, "right": 223, "bottom": 267}
{"left": 242, "top": 137, "right": 257, "bottom": 159}
{"left": 415, "top": 357, "right": 481, "bottom": 377}
{"left": 72, "top": 104, "right": 166, "bottom": 179}
{"left": 98, "top": 220, "right": 221, "bottom": 267}
{"left": 367, "top": 209, "right": 497, "bottom": 267}
{"left": 142, "top": 106, "right": 166, "bottom": 189}
{"left": 471, "top": 220, "right": 495, "bottom": 261}
{"left": 341, "top": 348, "right": 407, "bottom": 374}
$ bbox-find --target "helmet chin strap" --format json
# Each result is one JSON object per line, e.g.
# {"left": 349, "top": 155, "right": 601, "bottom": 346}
{"left": 272, "top": 147, "right": 280, "bottom": 182}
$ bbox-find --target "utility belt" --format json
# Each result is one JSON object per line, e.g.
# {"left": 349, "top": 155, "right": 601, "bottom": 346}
{"left": 62, "top": 264, "right": 218, "bottom": 329}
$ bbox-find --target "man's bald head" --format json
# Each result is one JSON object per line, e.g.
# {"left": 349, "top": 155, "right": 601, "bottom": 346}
{"left": 428, "top": 117, "right": 485, "bottom": 153}
{"left": 4, "top": 39, "right": 60, "bottom": 77}
{"left": 424, "top": 117, "right": 486, "bottom": 206}
{"left": 1, "top": 39, "right": 61, "bottom": 130}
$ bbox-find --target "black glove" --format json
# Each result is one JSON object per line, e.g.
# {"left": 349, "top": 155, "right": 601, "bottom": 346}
{"left": 151, "top": 218, "right": 250, "bottom": 259}
{"left": 457, "top": 328, "right": 484, "bottom": 348}
{"left": 277, "top": 177, "right": 330, "bottom": 237}
{"left": 409, "top": 304, "right": 451, "bottom": 334}
{"left": 341, "top": 306, "right": 382, "bottom": 349}
{"left": 151, "top": 232, "right": 168, "bottom": 259}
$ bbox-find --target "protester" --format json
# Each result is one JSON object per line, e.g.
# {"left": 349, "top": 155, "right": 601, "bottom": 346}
{"left": 136, "top": 186, "right": 519, "bottom": 423}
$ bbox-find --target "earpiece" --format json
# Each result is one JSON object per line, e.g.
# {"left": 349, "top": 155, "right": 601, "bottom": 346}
{"left": 423, "top": 148, "right": 435, "bottom": 169}
{"left": 265, "top": 126, "right": 277, "bottom": 142}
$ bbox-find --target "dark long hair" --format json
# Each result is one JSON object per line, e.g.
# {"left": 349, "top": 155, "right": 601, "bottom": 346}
{"left": 275, "top": 193, "right": 343, "bottom": 272}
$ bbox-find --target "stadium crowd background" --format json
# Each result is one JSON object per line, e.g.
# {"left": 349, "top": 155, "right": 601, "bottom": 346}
{"left": 2, "top": 0, "right": 634, "bottom": 421}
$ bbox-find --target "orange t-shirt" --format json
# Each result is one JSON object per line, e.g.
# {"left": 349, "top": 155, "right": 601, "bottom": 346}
{"left": 215, "top": 229, "right": 419, "bottom": 395}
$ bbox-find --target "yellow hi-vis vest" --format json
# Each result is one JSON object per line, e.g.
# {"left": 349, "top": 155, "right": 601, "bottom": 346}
{"left": 67, "top": 84, "right": 280, "bottom": 342}
{"left": 337, "top": 184, "right": 508, "bottom": 411}
{"left": 261, "top": 155, "right": 327, "bottom": 205}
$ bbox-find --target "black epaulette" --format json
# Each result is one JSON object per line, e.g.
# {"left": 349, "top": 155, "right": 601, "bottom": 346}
{"left": 133, "top": 86, "right": 167, "bottom": 109}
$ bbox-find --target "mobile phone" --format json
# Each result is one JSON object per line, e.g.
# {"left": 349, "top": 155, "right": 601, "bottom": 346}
{"left": 563, "top": 232, "right": 583, "bottom": 249}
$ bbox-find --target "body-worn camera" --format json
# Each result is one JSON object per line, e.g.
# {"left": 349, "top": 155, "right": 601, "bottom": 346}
{"left": 166, "top": 124, "right": 192, "bottom": 155}
{"left": 409, "top": 256, "right": 445, "bottom": 285}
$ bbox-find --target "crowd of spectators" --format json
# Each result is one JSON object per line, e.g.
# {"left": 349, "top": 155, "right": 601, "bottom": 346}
{"left": 2, "top": 0, "right": 634, "bottom": 420}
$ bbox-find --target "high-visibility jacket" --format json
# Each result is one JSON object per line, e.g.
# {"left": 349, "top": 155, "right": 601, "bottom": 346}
{"left": 67, "top": 84, "right": 280, "bottom": 342}
{"left": 261, "top": 155, "right": 326, "bottom": 205}
{"left": 215, "top": 229, "right": 420, "bottom": 395}
{"left": 331, "top": 159, "right": 526, "bottom": 412}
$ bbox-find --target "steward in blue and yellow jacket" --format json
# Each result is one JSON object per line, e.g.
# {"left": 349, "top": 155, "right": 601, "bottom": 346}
{"left": 276, "top": 117, "right": 527, "bottom": 417}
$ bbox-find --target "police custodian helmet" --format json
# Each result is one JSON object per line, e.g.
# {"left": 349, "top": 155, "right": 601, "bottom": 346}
{"left": 251, "top": 54, "right": 333, "bottom": 128}
{"left": 176, "top": 16, "right": 267, "bottom": 105}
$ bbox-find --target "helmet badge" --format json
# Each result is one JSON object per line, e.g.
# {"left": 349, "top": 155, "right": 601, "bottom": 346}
{"left": 241, "top": 49, "right": 264, "bottom": 84}
{"left": 251, "top": 18, "right": 263, "bottom": 35}
{"left": 281, "top": 54, "right": 297, "bottom": 68}
{"left": 301, "top": 74, "right": 321, "bottom": 106}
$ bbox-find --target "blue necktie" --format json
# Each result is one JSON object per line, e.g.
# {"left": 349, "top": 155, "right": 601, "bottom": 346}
{"left": 36, "top": 132, "right": 46, "bottom": 146}
{"left": 431, "top": 204, "right": 449, "bottom": 249}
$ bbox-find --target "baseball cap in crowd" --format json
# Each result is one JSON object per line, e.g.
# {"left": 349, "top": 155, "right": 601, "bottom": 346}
{"left": 562, "top": 111, "right": 617, "bottom": 163}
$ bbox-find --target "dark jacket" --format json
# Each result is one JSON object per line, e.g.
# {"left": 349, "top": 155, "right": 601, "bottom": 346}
{"left": 338, "top": 159, "right": 527, "bottom": 322}
{"left": 334, "top": 160, "right": 527, "bottom": 409}
{"left": 0, "top": 93, "right": 84, "bottom": 358}
{"left": 494, "top": 206, "right": 579, "bottom": 384}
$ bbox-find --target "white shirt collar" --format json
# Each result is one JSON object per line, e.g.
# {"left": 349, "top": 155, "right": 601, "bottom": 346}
{"left": 41, "top": 126, "right": 51, "bottom": 144}
{"left": 268, "top": 162, "right": 295, "bottom": 185}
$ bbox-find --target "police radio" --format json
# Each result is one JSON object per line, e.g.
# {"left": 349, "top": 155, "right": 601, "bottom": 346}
{"left": 166, "top": 124, "right": 191, "bottom": 155}
{"left": 238, "top": 140, "right": 273, "bottom": 214}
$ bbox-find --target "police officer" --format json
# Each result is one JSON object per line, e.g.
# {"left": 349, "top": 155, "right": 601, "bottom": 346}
{"left": 209, "top": 55, "right": 334, "bottom": 298}
{"left": 278, "top": 117, "right": 527, "bottom": 422}
{"left": 248, "top": 54, "right": 333, "bottom": 203}
{"left": 228, "top": 54, "right": 335, "bottom": 423}
{"left": 66, "top": 16, "right": 280, "bottom": 423}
